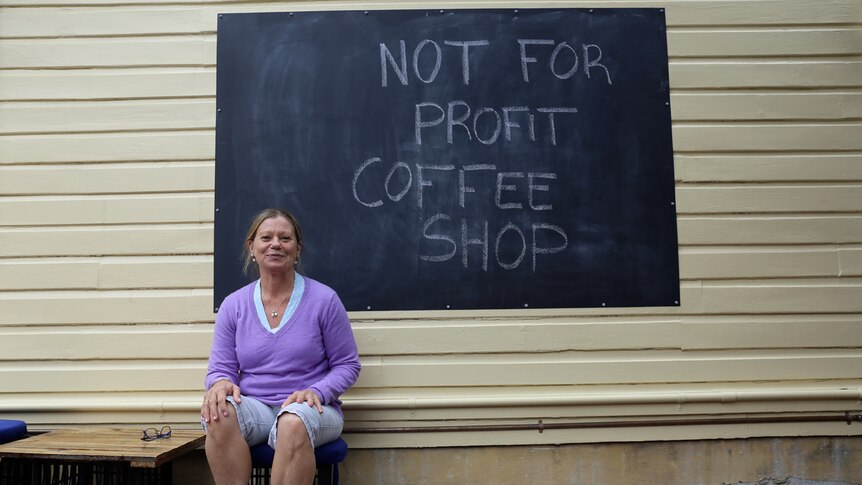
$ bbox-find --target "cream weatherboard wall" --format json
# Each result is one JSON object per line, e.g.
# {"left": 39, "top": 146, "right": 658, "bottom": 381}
{"left": 0, "top": 0, "right": 860, "bottom": 449}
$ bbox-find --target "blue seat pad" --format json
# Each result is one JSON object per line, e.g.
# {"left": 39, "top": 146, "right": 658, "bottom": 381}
{"left": 250, "top": 436, "right": 348, "bottom": 465}
{"left": 0, "top": 420, "right": 27, "bottom": 444}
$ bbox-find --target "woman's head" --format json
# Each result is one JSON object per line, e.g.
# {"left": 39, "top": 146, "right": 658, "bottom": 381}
{"left": 242, "top": 208, "right": 303, "bottom": 277}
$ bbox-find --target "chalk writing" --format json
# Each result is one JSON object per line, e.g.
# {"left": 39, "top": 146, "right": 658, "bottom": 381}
{"left": 363, "top": 36, "right": 614, "bottom": 272}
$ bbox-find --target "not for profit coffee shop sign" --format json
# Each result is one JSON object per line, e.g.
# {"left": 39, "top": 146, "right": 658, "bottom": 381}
{"left": 213, "top": 8, "right": 680, "bottom": 311}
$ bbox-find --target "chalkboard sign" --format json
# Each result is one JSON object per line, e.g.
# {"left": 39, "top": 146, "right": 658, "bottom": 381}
{"left": 214, "top": 8, "right": 680, "bottom": 311}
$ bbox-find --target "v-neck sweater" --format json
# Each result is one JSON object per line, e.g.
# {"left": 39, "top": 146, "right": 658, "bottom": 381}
{"left": 205, "top": 276, "right": 361, "bottom": 414}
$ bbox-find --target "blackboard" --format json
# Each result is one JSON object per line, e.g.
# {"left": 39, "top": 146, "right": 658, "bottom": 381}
{"left": 214, "top": 8, "right": 680, "bottom": 311}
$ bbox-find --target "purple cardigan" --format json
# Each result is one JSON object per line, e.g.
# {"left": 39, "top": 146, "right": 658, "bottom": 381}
{"left": 205, "top": 277, "right": 360, "bottom": 415}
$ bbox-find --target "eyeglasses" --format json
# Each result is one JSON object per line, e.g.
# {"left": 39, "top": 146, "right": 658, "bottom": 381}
{"left": 141, "top": 426, "right": 172, "bottom": 442}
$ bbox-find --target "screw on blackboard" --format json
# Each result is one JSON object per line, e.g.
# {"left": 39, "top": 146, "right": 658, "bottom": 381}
{"left": 218, "top": 14, "right": 223, "bottom": 19}
{"left": 366, "top": 305, "right": 371, "bottom": 310}
{"left": 289, "top": 12, "right": 294, "bottom": 17}
{"left": 364, "top": 11, "right": 368, "bottom": 15}
{"left": 671, "top": 201, "right": 676, "bottom": 206}
{"left": 440, "top": 10, "right": 444, "bottom": 14}
{"left": 446, "top": 304, "right": 450, "bottom": 309}
{"left": 214, "top": 306, "right": 219, "bottom": 312}
{"left": 602, "top": 302, "right": 606, "bottom": 307}
{"left": 217, "top": 108, "right": 222, "bottom": 113}
{"left": 589, "top": 9, "right": 594, "bottom": 13}
{"left": 215, "top": 208, "right": 220, "bottom": 213}
{"left": 524, "top": 303, "right": 529, "bottom": 308}
{"left": 674, "top": 300, "right": 680, "bottom": 305}
{"left": 513, "top": 9, "right": 519, "bottom": 14}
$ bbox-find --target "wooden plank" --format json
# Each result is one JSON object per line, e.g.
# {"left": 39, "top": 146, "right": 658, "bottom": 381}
{"left": 3, "top": 351, "right": 860, "bottom": 391}
{"left": 0, "top": 194, "right": 214, "bottom": 226}
{"left": 682, "top": 318, "right": 862, "bottom": 350}
{"left": 99, "top": 255, "right": 213, "bottom": 289}
{"left": 0, "top": 37, "right": 217, "bottom": 69}
{"left": 0, "top": 68, "right": 215, "bottom": 102}
{"left": 354, "top": 320, "right": 682, "bottom": 355}
{"left": 675, "top": 154, "right": 862, "bottom": 183}
{"left": 0, "top": 99, "right": 215, "bottom": 135}
{"left": 0, "top": 7, "right": 214, "bottom": 38}
{"left": 678, "top": 247, "right": 840, "bottom": 279}
{"left": 356, "top": 352, "right": 862, "bottom": 388}
{"left": 669, "top": 28, "right": 862, "bottom": 58}
{"left": 357, "top": 314, "right": 862, "bottom": 354}
{"left": 670, "top": 60, "right": 862, "bottom": 89}
{"left": 841, "top": 247, "right": 862, "bottom": 276}
{"left": 673, "top": 123, "right": 862, "bottom": 152}
{"left": 0, "top": 225, "right": 213, "bottom": 258}
{"left": 0, "top": 0, "right": 858, "bottom": 32}
{"left": 0, "top": 162, "right": 214, "bottom": 196}
{"left": 0, "top": 132, "right": 214, "bottom": 164}
{"left": 675, "top": 184, "right": 862, "bottom": 214}
{"left": 0, "top": 289, "right": 215, "bottom": 325}
{"left": 671, "top": 92, "right": 862, "bottom": 121}
{"left": 2, "top": 363, "right": 206, "bottom": 392}
{"left": 0, "top": 258, "right": 100, "bottom": 291}
{"left": 0, "top": 324, "right": 214, "bottom": 360}
{"left": 701, "top": 280, "right": 862, "bottom": 314}
{"left": 664, "top": 0, "right": 861, "bottom": 26}
{"left": 0, "top": 256, "right": 213, "bottom": 291}
{"left": 678, "top": 216, "right": 862, "bottom": 245}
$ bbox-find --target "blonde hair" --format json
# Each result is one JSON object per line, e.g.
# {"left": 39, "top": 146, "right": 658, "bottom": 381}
{"left": 242, "top": 208, "right": 303, "bottom": 277}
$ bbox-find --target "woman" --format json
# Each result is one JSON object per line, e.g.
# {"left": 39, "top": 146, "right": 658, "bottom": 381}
{"left": 202, "top": 208, "right": 361, "bottom": 485}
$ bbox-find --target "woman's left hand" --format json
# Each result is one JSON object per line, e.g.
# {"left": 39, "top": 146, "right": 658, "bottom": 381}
{"left": 282, "top": 389, "right": 323, "bottom": 413}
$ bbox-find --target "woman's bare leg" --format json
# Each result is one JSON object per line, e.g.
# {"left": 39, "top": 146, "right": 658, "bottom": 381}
{"left": 271, "top": 413, "right": 316, "bottom": 485}
{"left": 204, "top": 406, "right": 252, "bottom": 485}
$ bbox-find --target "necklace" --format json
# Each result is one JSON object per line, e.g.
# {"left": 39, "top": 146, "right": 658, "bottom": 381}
{"left": 265, "top": 292, "right": 289, "bottom": 319}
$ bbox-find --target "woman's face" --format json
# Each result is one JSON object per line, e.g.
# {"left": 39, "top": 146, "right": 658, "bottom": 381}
{"left": 248, "top": 216, "right": 301, "bottom": 275}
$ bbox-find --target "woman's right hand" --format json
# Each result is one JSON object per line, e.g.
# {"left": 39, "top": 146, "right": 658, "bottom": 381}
{"left": 201, "top": 379, "right": 241, "bottom": 423}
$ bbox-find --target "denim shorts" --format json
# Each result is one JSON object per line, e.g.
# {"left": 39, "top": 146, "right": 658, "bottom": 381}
{"left": 202, "top": 395, "right": 343, "bottom": 449}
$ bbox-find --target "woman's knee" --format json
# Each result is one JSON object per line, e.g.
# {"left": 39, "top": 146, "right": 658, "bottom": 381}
{"left": 205, "top": 406, "right": 241, "bottom": 441}
{"left": 275, "top": 413, "right": 310, "bottom": 449}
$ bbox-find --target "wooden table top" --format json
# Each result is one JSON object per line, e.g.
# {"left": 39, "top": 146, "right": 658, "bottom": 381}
{"left": 0, "top": 428, "right": 206, "bottom": 468}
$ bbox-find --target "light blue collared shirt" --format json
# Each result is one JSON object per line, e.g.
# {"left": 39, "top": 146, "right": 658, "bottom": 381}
{"left": 253, "top": 272, "right": 305, "bottom": 333}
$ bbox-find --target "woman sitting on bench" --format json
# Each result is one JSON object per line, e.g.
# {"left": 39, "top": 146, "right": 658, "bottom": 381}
{"left": 201, "top": 208, "right": 361, "bottom": 485}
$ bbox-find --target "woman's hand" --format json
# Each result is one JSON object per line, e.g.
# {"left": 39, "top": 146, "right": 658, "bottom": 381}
{"left": 201, "top": 379, "right": 241, "bottom": 423}
{"left": 282, "top": 389, "right": 323, "bottom": 413}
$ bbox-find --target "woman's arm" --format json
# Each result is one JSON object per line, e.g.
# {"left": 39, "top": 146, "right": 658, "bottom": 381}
{"left": 202, "top": 299, "right": 242, "bottom": 421}
{"left": 308, "top": 293, "right": 361, "bottom": 405}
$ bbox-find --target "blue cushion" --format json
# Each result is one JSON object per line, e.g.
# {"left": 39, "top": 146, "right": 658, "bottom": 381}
{"left": 250, "top": 436, "right": 348, "bottom": 465}
{"left": 0, "top": 420, "right": 27, "bottom": 444}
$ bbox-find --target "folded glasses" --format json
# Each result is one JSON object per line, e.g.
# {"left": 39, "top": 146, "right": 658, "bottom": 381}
{"left": 141, "top": 425, "right": 172, "bottom": 442}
